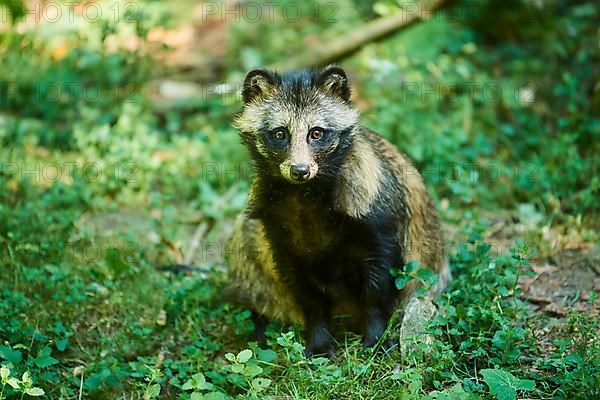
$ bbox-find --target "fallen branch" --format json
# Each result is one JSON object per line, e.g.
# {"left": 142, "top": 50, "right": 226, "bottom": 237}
{"left": 271, "top": 0, "right": 446, "bottom": 71}
{"left": 150, "top": 0, "right": 447, "bottom": 113}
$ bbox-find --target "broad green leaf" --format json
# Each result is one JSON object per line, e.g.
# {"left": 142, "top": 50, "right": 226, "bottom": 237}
{"left": 198, "top": 380, "right": 214, "bottom": 391}
{"left": 0, "top": 346, "right": 23, "bottom": 364}
{"left": 395, "top": 276, "right": 411, "bottom": 290}
{"left": 7, "top": 377, "right": 20, "bottom": 389}
{"left": 191, "top": 373, "right": 206, "bottom": 385}
{"left": 252, "top": 377, "right": 272, "bottom": 392}
{"left": 237, "top": 349, "right": 252, "bottom": 363}
{"left": 0, "top": 366, "right": 9, "bottom": 380}
{"left": 257, "top": 349, "right": 277, "bottom": 362}
{"left": 415, "top": 286, "right": 429, "bottom": 297}
{"left": 34, "top": 347, "right": 59, "bottom": 368}
{"left": 416, "top": 268, "right": 435, "bottom": 280}
{"left": 230, "top": 364, "right": 244, "bottom": 374}
{"left": 481, "top": 369, "right": 535, "bottom": 400}
{"left": 416, "top": 268, "right": 439, "bottom": 287}
{"left": 21, "top": 371, "right": 32, "bottom": 386}
{"left": 190, "top": 392, "right": 204, "bottom": 400}
{"left": 404, "top": 260, "right": 420, "bottom": 273}
{"left": 25, "top": 387, "right": 46, "bottom": 396}
{"left": 145, "top": 383, "right": 161, "bottom": 398}
{"left": 204, "top": 392, "right": 226, "bottom": 400}
{"left": 56, "top": 338, "right": 69, "bottom": 352}
{"left": 185, "top": 373, "right": 213, "bottom": 390}
{"left": 244, "top": 364, "right": 263, "bottom": 377}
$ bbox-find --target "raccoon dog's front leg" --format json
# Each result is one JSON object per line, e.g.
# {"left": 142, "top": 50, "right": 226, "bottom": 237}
{"left": 285, "top": 273, "right": 335, "bottom": 358}
{"left": 361, "top": 236, "right": 399, "bottom": 352}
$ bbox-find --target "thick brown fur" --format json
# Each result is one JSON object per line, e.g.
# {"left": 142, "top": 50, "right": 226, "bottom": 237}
{"left": 226, "top": 66, "right": 450, "bottom": 356}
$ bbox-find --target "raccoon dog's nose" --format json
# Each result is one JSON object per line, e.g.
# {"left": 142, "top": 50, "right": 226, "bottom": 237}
{"left": 290, "top": 164, "right": 310, "bottom": 182}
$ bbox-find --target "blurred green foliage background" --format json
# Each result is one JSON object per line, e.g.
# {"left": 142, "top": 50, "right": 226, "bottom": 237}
{"left": 0, "top": 0, "right": 598, "bottom": 398}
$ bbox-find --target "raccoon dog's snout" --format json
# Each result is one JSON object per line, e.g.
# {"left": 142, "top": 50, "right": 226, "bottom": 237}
{"left": 289, "top": 163, "right": 311, "bottom": 182}
{"left": 279, "top": 159, "right": 318, "bottom": 184}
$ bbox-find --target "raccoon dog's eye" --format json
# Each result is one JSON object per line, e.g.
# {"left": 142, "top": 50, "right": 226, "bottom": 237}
{"left": 309, "top": 128, "right": 324, "bottom": 141}
{"left": 272, "top": 128, "right": 287, "bottom": 141}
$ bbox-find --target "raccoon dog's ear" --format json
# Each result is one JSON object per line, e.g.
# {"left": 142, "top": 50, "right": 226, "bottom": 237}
{"left": 242, "top": 69, "right": 279, "bottom": 104}
{"left": 317, "top": 66, "right": 350, "bottom": 102}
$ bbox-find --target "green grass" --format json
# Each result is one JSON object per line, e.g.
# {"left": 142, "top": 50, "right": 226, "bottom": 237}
{"left": 0, "top": 0, "right": 599, "bottom": 399}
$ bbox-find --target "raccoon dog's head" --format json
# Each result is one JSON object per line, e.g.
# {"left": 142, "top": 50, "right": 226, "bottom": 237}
{"left": 234, "top": 66, "right": 360, "bottom": 184}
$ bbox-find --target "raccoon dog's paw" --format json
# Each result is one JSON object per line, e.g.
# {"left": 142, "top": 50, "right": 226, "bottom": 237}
{"left": 304, "top": 326, "right": 336, "bottom": 359}
{"left": 304, "top": 341, "right": 336, "bottom": 359}
{"left": 250, "top": 312, "right": 269, "bottom": 343}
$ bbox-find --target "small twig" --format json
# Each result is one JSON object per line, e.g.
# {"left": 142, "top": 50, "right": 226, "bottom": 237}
{"left": 180, "top": 184, "right": 240, "bottom": 266}
{"left": 78, "top": 372, "right": 84, "bottom": 400}
{"left": 183, "top": 222, "right": 208, "bottom": 266}
{"left": 522, "top": 269, "right": 545, "bottom": 293}
{"left": 160, "top": 236, "right": 184, "bottom": 265}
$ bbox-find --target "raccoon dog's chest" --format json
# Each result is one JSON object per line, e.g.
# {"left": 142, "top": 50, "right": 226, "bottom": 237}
{"left": 262, "top": 188, "right": 346, "bottom": 259}
{"left": 256, "top": 186, "right": 379, "bottom": 296}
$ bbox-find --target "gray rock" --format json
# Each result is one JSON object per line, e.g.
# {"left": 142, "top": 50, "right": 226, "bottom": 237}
{"left": 399, "top": 296, "right": 438, "bottom": 359}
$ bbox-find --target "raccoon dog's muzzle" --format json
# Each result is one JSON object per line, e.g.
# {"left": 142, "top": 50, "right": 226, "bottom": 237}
{"left": 279, "top": 159, "right": 319, "bottom": 184}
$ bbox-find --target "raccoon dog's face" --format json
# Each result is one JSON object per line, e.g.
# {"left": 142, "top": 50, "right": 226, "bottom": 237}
{"left": 234, "top": 66, "right": 360, "bottom": 184}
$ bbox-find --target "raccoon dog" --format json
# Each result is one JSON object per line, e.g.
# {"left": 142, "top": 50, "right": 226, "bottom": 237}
{"left": 228, "top": 66, "right": 450, "bottom": 357}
